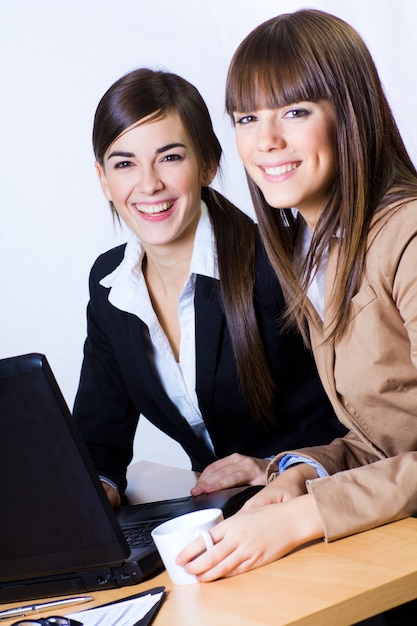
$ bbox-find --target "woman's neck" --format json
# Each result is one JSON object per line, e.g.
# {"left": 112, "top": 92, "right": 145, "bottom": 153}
{"left": 142, "top": 237, "right": 193, "bottom": 295}
{"left": 141, "top": 239, "right": 194, "bottom": 363}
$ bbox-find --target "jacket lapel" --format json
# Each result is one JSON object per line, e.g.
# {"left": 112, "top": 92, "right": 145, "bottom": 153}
{"left": 124, "top": 310, "right": 217, "bottom": 467}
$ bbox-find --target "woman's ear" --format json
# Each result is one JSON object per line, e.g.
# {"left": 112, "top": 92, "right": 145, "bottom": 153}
{"left": 95, "top": 161, "right": 112, "bottom": 202}
{"left": 201, "top": 163, "right": 217, "bottom": 187}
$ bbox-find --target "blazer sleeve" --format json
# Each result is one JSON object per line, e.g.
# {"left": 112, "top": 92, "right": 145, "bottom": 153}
{"left": 73, "top": 253, "right": 139, "bottom": 495}
{"left": 307, "top": 452, "right": 417, "bottom": 540}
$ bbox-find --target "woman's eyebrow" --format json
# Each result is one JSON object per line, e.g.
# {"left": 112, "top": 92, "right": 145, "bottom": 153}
{"left": 107, "top": 150, "right": 134, "bottom": 159}
{"left": 107, "top": 143, "right": 186, "bottom": 160}
{"left": 156, "top": 142, "right": 186, "bottom": 154}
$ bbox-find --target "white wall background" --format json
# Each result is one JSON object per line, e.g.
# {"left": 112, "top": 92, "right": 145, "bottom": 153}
{"left": 2, "top": 0, "right": 417, "bottom": 469}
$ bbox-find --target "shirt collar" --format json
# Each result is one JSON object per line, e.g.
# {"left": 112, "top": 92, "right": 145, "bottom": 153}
{"left": 100, "top": 199, "right": 219, "bottom": 298}
{"left": 190, "top": 200, "right": 219, "bottom": 280}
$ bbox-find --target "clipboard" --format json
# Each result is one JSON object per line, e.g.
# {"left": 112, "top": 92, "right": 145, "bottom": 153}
{"left": 68, "top": 586, "right": 166, "bottom": 626}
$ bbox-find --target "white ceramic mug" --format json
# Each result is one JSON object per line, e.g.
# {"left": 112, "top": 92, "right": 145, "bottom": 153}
{"left": 151, "top": 508, "right": 223, "bottom": 585}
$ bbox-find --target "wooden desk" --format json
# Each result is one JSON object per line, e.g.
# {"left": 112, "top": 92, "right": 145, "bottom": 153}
{"left": 1, "top": 462, "right": 417, "bottom": 625}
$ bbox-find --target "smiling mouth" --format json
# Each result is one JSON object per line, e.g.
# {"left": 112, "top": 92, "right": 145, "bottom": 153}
{"left": 134, "top": 201, "right": 174, "bottom": 215}
{"left": 263, "top": 163, "right": 299, "bottom": 176}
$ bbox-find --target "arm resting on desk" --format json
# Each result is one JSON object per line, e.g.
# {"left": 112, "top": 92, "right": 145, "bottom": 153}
{"left": 177, "top": 469, "right": 324, "bottom": 582}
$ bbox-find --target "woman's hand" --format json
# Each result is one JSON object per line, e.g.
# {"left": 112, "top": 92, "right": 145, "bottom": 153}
{"left": 242, "top": 462, "right": 318, "bottom": 510}
{"left": 176, "top": 493, "right": 324, "bottom": 581}
{"left": 101, "top": 481, "right": 121, "bottom": 508}
{"left": 190, "top": 453, "right": 269, "bottom": 496}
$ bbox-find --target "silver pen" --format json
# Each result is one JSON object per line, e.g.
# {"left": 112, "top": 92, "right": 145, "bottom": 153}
{"left": 0, "top": 595, "right": 93, "bottom": 619}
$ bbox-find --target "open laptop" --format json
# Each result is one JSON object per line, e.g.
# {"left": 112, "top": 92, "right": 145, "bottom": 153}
{"left": 0, "top": 353, "right": 261, "bottom": 603}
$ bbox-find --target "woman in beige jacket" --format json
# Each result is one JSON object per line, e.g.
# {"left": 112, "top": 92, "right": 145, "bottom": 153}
{"left": 177, "top": 9, "right": 417, "bottom": 605}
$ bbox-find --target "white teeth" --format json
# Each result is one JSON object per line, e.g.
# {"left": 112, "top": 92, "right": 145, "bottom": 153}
{"left": 134, "top": 201, "right": 173, "bottom": 214}
{"left": 264, "top": 163, "right": 298, "bottom": 176}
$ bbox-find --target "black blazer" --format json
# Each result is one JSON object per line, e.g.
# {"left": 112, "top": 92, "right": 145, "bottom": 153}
{"left": 73, "top": 238, "right": 345, "bottom": 494}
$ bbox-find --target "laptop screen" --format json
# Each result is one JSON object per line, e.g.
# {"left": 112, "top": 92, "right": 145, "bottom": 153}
{"left": 0, "top": 353, "right": 129, "bottom": 583}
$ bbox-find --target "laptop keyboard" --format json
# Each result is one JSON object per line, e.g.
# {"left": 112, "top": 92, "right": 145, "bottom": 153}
{"left": 119, "top": 486, "right": 264, "bottom": 550}
{"left": 122, "top": 520, "right": 164, "bottom": 548}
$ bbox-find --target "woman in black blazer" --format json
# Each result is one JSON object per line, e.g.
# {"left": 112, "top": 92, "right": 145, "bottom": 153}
{"left": 73, "top": 68, "right": 345, "bottom": 506}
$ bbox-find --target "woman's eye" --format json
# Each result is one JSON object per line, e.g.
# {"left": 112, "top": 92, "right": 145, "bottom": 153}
{"left": 161, "top": 153, "right": 182, "bottom": 162}
{"left": 234, "top": 114, "right": 257, "bottom": 125}
{"left": 284, "top": 108, "right": 309, "bottom": 119}
{"left": 114, "top": 160, "right": 132, "bottom": 169}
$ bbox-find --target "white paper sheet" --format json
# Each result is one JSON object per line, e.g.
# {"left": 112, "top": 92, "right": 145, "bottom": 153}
{"left": 68, "top": 591, "right": 164, "bottom": 626}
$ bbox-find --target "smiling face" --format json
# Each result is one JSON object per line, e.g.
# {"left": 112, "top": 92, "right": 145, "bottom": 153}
{"left": 96, "top": 113, "right": 214, "bottom": 252}
{"left": 233, "top": 100, "right": 337, "bottom": 230}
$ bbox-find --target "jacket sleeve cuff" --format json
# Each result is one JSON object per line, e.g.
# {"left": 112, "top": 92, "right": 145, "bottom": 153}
{"left": 267, "top": 452, "right": 327, "bottom": 482}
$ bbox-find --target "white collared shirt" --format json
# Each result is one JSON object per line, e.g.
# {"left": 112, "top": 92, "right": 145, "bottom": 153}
{"left": 298, "top": 225, "right": 329, "bottom": 320}
{"left": 100, "top": 201, "right": 218, "bottom": 453}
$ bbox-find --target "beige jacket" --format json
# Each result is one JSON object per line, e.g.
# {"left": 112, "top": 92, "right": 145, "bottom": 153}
{"left": 268, "top": 199, "right": 417, "bottom": 540}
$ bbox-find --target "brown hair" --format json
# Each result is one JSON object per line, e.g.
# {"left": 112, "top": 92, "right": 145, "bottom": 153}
{"left": 226, "top": 9, "right": 417, "bottom": 342}
{"left": 93, "top": 68, "right": 275, "bottom": 425}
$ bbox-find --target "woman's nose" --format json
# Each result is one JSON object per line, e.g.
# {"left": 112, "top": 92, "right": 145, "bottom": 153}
{"left": 257, "top": 120, "right": 286, "bottom": 152}
{"left": 137, "top": 166, "right": 164, "bottom": 194}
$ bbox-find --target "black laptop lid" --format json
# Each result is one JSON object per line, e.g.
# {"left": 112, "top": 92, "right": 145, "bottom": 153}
{"left": 0, "top": 353, "right": 130, "bottom": 583}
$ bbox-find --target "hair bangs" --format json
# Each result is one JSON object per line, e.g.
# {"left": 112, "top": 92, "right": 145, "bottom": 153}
{"left": 226, "top": 15, "right": 332, "bottom": 116}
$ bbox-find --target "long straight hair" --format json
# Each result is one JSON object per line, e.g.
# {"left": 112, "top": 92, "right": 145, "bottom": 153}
{"left": 226, "top": 9, "right": 417, "bottom": 342}
{"left": 93, "top": 68, "right": 275, "bottom": 426}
